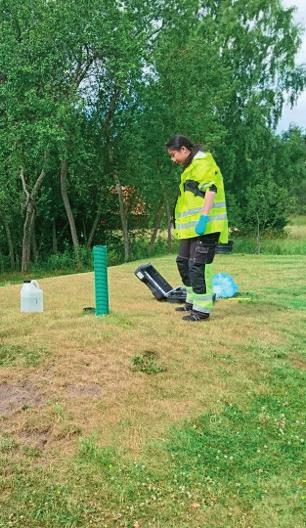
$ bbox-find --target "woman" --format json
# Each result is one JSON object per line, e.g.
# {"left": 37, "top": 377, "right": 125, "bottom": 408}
{"left": 166, "top": 134, "right": 228, "bottom": 321}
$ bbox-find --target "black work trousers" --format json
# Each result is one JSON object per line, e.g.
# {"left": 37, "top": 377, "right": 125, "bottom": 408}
{"left": 176, "top": 233, "right": 220, "bottom": 295}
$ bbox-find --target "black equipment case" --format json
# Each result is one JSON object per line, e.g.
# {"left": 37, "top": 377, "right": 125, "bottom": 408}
{"left": 134, "top": 264, "right": 186, "bottom": 303}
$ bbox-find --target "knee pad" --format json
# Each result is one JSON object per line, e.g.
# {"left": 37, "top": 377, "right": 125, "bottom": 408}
{"left": 189, "top": 261, "right": 205, "bottom": 294}
{"left": 176, "top": 256, "right": 191, "bottom": 286}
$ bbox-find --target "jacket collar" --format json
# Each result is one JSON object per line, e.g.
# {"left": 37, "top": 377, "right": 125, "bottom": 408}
{"left": 193, "top": 151, "right": 207, "bottom": 159}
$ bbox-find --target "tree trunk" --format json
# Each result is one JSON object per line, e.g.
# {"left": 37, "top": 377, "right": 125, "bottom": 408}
{"left": 52, "top": 219, "right": 58, "bottom": 253}
{"left": 20, "top": 166, "right": 46, "bottom": 272}
{"left": 149, "top": 198, "right": 164, "bottom": 248}
{"left": 82, "top": 219, "right": 88, "bottom": 245}
{"left": 21, "top": 203, "right": 34, "bottom": 271}
{"left": 87, "top": 200, "right": 102, "bottom": 248}
{"left": 256, "top": 211, "right": 261, "bottom": 254}
{"left": 4, "top": 220, "right": 15, "bottom": 269}
{"left": 164, "top": 196, "right": 173, "bottom": 252}
{"left": 60, "top": 159, "right": 80, "bottom": 255}
{"left": 31, "top": 212, "right": 39, "bottom": 262}
{"left": 102, "top": 89, "right": 128, "bottom": 257}
{"left": 107, "top": 143, "right": 130, "bottom": 261}
{"left": 115, "top": 174, "right": 129, "bottom": 261}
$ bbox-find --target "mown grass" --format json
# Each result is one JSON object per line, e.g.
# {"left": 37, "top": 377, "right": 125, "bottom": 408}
{"left": 231, "top": 215, "right": 306, "bottom": 254}
{"left": 0, "top": 253, "right": 305, "bottom": 527}
{"left": 0, "top": 356, "right": 305, "bottom": 527}
{"left": 289, "top": 215, "right": 306, "bottom": 226}
{"left": 0, "top": 268, "right": 87, "bottom": 288}
{"left": 74, "top": 363, "right": 305, "bottom": 527}
{"left": 233, "top": 237, "right": 306, "bottom": 255}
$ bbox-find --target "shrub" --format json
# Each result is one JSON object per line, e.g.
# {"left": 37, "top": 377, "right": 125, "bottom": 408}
{"left": 244, "top": 178, "right": 290, "bottom": 233}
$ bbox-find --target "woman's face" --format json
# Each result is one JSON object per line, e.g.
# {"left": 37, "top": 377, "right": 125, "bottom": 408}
{"left": 167, "top": 146, "right": 191, "bottom": 165}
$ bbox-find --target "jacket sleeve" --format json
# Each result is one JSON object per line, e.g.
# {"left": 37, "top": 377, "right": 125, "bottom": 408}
{"left": 197, "top": 158, "right": 219, "bottom": 193}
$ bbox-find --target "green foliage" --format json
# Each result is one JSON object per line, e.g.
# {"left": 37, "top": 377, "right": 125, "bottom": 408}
{"left": 0, "top": 254, "right": 12, "bottom": 274}
{"left": 31, "top": 247, "right": 93, "bottom": 273}
{"left": 244, "top": 178, "right": 290, "bottom": 233}
{"left": 0, "top": 0, "right": 305, "bottom": 270}
{"left": 273, "top": 127, "right": 306, "bottom": 214}
{"left": 226, "top": 192, "right": 244, "bottom": 229}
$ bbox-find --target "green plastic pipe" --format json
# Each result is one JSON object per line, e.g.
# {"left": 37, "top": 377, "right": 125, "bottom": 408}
{"left": 93, "top": 245, "right": 109, "bottom": 316}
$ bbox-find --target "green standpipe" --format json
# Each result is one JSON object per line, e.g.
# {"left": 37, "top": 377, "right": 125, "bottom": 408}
{"left": 93, "top": 245, "right": 109, "bottom": 316}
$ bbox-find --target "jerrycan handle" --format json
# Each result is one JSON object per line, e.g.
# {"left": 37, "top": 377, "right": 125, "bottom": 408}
{"left": 31, "top": 280, "right": 40, "bottom": 288}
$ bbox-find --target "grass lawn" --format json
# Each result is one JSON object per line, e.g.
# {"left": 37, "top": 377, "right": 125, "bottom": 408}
{"left": 0, "top": 254, "right": 305, "bottom": 527}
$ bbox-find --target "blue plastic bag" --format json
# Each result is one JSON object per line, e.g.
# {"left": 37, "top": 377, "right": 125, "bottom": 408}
{"left": 212, "top": 272, "right": 238, "bottom": 299}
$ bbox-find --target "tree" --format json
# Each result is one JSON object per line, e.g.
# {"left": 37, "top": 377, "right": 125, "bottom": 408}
{"left": 273, "top": 127, "right": 306, "bottom": 214}
{"left": 0, "top": 0, "right": 305, "bottom": 271}
{"left": 245, "top": 178, "right": 290, "bottom": 252}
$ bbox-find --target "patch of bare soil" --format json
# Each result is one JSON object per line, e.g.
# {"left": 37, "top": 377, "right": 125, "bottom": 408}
{"left": 0, "top": 381, "right": 45, "bottom": 417}
{"left": 19, "top": 430, "right": 50, "bottom": 449}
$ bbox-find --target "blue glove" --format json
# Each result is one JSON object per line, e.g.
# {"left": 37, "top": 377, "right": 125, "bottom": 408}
{"left": 195, "top": 214, "right": 209, "bottom": 235}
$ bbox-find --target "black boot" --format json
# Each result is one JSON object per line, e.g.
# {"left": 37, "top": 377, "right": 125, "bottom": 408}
{"left": 182, "top": 310, "right": 210, "bottom": 321}
{"left": 175, "top": 302, "right": 193, "bottom": 312}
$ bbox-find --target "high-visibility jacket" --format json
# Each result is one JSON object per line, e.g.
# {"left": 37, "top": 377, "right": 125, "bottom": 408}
{"left": 174, "top": 151, "right": 228, "bottom": 243}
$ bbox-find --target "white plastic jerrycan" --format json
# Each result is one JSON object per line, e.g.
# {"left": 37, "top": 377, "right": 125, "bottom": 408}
{"left": 20, "top": 280, "right": 44, "bottom": 313}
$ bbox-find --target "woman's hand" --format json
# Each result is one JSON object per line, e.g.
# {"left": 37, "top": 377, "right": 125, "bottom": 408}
{"left": 195, "top": 214, "right": 209, "bottom": 235}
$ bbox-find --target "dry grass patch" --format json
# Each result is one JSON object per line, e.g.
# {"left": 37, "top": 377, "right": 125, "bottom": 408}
{"left": 0, "top": 254, "right": 305, "bottom": 526}
{"left": 0, "top": 255, "right": 305, "bottom": 461}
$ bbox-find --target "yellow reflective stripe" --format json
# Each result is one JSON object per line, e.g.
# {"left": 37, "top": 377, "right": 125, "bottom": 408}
{"left": 176, "top": 208, "right": 202, "bottom": 218}
{"left": 176, "top": 202, "right": 225, "bottom": 219}
{"left": 193, "top": 294, "right": 212, "bottom": 301}
{"left": 199, "top": 181, "right": 214, "bottom": 190}
{"left": 208, "top": 213, "right": 227, "bottom": 222}
{"left": 211, "top": 201, "right": 226, "bottom": 209}
{"left": 176, "top": 221, "right": 197, "bottom": 229}
{"left": 176, "top": 213, "right": 227, "bottom": 230}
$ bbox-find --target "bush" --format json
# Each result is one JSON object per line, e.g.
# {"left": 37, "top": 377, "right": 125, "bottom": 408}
{"left": 31, "top": 246, "right": 93, "bottom": 273}
{"left": 226, "top": 192, "right": 243, "bottom": 230}
{"left": 0, "top": 254, "right": 11, "bottom": 273}
{"left": 244, "top": 178, "right": 290, "bottom": 233}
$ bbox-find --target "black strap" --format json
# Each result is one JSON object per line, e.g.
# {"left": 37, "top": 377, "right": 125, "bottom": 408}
{"left": 183, "top": 180, "right": 205, "bottom": 198}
